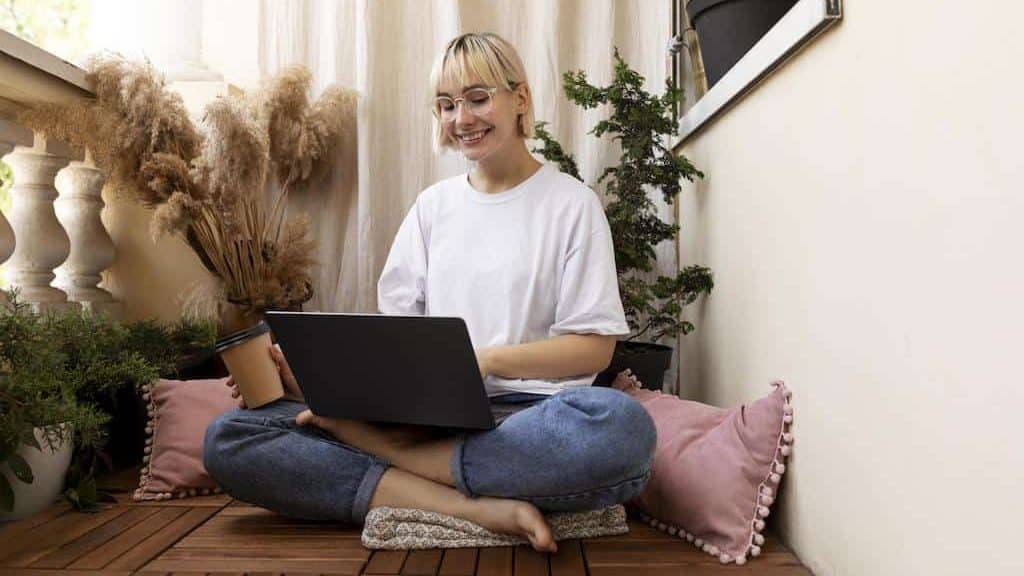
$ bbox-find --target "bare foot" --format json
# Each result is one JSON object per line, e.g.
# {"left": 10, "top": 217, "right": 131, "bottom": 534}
{"left": 465, "top": 496, "right": 557, "bottom": 553}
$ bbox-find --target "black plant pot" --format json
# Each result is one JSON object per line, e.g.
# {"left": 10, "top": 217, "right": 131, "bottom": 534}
{"left": 686, "top": 0, "right": 798, "bottom": 88}
{"left": 593, "top": 340, "right": 674, "bottom": 391}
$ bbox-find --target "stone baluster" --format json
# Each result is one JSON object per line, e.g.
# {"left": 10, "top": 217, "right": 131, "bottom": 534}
{"left": 0, "top": 119, "right": 32, "bottom": 282}
{"left": 0, "top": 141, "right": 15, "bottom": 271}
{"left": 1, "top": 132, "right": 76, "bottom": 313}
{"left": 54, "top": 149, "right": 122, "bottom": 319}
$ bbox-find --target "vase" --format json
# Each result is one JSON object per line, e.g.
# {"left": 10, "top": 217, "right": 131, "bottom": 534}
{"left": 0, "top": 423, "right": 73, "bottom": 522}
{"left": 592, "top": 340, "right": 674, "bottom": 391}
{"left": 686, "top": 0, "right": 799, "bottom": 88}
{"left": 215, "top": 320, "right": 284, "bottom": 409}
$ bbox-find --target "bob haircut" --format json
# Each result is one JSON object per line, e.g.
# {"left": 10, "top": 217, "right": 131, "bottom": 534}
{"left": 429, "top": 32, "right": 535, "bottom": 154}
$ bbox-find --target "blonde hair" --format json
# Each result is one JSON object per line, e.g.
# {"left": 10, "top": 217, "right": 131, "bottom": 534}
{"left": 429, "top": 32, "right": 535, "bottom": 154}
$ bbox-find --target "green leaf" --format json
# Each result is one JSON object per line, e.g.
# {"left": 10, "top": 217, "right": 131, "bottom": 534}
{"left": 0, "top": 473, "right": 13, "bottom": 512}
{"left": 7, "top": 454, "right": 33, "bottom": 484}
{"left": 63, "top": 488, "right": 80, "bottom": 508}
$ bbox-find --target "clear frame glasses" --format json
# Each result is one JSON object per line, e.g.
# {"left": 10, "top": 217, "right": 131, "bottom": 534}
{"left": 433, "top": 86, "right": 500, "bottom": 122}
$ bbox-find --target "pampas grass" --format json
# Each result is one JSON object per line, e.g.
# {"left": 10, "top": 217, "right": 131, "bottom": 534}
{"left": 20, "top": 54, "right": 357, "bottom": 320}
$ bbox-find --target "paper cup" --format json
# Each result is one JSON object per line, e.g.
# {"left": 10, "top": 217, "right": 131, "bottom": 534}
{"left": 215, "top": 321, "right": 283, "bottom": 409}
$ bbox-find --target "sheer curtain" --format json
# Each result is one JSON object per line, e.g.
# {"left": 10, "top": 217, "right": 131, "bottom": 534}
{"left": 91, "top": 0, "right": 682, "bottom": 392}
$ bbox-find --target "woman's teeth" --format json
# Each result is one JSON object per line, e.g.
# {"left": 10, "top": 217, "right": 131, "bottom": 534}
{"left": 459, "top": 129, "right": 490, "bottom": 143}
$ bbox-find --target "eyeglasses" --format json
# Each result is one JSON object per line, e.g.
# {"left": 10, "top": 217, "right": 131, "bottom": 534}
{"left": 433, "top": 87, "right": 500, "bottom": 122}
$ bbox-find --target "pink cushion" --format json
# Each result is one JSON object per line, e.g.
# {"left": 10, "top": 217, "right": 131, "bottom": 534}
{"left": 134, "top": 377, "right": 239, "bottom": 501}
{"left": 611, "top": 371, "right": 794, "bottom": 566}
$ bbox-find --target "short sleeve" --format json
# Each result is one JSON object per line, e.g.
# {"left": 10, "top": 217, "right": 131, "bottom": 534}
{"left": 548, "top": 197, "right": 630, "bottom": 337}
{"left": 377, "top": 201, "right": 428, "bottom": 315}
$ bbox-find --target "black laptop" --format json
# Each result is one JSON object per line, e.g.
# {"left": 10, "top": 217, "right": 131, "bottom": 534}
{"left": 264, "top": 311, "right": 496, "bottom": 430}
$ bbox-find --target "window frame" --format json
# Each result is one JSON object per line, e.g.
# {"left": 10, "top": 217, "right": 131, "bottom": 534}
{"left": 670, "top": 0, "right": 843, "bottom": 150}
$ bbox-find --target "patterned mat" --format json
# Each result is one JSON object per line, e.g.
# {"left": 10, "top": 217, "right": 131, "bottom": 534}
{"left": 362, "top": 504, "right": 628, "bottom": 549}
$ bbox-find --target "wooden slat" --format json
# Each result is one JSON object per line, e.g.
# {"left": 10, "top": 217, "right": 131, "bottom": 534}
{"left": 29, "top": 506, "right": 162, "bottom": 568}
{"left": 548, "top": 540, "right": 584, "bottom": 576}
{"left": 143, "top": 556, "right": 365, "bottom": 573}
{"left": 583, "top": 539, "right": 708, "bottom": 565}
{"left": 476, "top": 547, "right": 513, "bottom": 576}
{"left": 150, "top": 546, "right": 370, "bottom": 561}
{"left": 363, "top": 550, "right": 408, "bottom": 575}
{"left": 104, "top": 507, "right": 219, "bottom": 571}
{"left": 1, "top": 505, "right": 131, "bottom": 566}
{"left": 513, "top": 545, "right": 548, "bottom": 576}
{"left": 0, "top": 502, "right": 71, "bottom": 549}
{"left": 401, "top": 549, "right": 443, "bottom": 575}
{"left": 180, "top": 534, "right": 364, "bottom": 547}
{"left": 66, "top": 507, "right": 188, "bottom": 570}
{"left": 0, "top": 565, "right": 134, "bottom": 569}
{"left": 437, "top": 548, "right": 476, "bottom": 576}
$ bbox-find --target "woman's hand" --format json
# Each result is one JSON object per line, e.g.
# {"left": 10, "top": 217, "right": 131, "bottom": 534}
{"left": 224, "top": 344, "right": 305, "bottom": 408}
{"left": 475, "top": 347, "right": 493, "bottom": 379}
{"left": 269, "top": 345, "right": 304, "bottom": 402}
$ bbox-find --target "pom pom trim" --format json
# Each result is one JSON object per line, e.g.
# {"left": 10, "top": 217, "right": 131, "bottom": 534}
{"left": 134, "top": 378, "right": 226, "bottom": 502}
{"left": 626, "top": 375, "right": 795, "bottom": 565}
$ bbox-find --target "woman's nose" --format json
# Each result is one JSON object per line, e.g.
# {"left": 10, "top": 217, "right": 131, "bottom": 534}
{"left": 455, "top": 101, "right": 475, "bottom": 125}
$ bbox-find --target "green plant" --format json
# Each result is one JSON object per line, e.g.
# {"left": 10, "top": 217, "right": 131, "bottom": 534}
{"left": 54, "top": 313, "right": 216, "bottom": 511}
{"left": 532, "top": 48, "right": 714, "bottom": 343}
{"left": 0, "top": 291, "right": 109, "bottom": 513}
{"left": 0, "top": 289, "right": 217, "bottom": 513}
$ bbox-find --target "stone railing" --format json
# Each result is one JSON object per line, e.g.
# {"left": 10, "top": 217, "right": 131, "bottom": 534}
{"left": 0, "top": 30, "right": 120, "bottom": 318}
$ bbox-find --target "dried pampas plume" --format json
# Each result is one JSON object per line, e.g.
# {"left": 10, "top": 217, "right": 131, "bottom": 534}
{"left": 191, "top": 97, "right": 269, "bottom": 209}
{"left": 255, "top": 66, "right": 358, "bottom": 185}
{"left": 16, "top": 54, "right": 355, "bottom": 317}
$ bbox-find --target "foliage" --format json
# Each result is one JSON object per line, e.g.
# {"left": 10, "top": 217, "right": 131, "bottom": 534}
{"left": 0, "top": 289, "right": 216, "bottom": 513}
{"left": 532, "top": 48, "right": 714, "bottom": 343}
{"left": 0, "top": 291, "right": 108, "bottom": 513}
{"left": 0, "top": 0, "right": 92, "bottom": 64}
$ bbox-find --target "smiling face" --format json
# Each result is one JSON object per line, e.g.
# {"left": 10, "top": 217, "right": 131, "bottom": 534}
{"left": 429, "top": 33, "right": 536, "bottom": 159}
{"left": 435, "top": 79, "right": 528, "bottom": 163}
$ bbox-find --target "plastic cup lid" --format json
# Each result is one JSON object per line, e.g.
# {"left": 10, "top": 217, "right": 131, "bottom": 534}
{"left": 215, "top": 320, "right": 270, "bottom": 353}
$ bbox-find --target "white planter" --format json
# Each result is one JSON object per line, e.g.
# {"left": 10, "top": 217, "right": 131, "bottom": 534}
{"left": 0, "top": 424, "right": 73, "bottom": 522}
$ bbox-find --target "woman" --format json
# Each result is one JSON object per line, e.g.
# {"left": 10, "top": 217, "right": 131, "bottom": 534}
{"left": 204, "top": 32, "right": 656, "bottom": 553}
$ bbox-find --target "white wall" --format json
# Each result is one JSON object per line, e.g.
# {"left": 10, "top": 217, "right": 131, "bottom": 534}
{"left": 675, "top": 2, "right": 1024, "bottom": 574}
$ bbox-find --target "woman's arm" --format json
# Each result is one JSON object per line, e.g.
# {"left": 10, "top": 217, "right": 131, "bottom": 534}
{"left": 477, "top": 334, "right": 617, "bottom": 380}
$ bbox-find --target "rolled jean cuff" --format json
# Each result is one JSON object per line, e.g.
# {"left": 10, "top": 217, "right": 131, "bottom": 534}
{"left": 450, "top": 433, "right": 474, "bottom": 498}
{"left": 352, "top": 460, "right": 389, "bottom": 524}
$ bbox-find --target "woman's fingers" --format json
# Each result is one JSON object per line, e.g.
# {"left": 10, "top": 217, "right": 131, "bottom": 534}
{"left": 295, "top": 409, "right": 317, "bottom": 427}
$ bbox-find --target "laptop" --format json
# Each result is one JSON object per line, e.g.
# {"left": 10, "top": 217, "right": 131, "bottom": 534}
{"left": 264, "top": 311, "right": 496, "bottom": 430}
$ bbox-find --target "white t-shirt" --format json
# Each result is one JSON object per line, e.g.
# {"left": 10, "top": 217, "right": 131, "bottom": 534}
{"left": 377, "top": 163, "right": 630, "bottom": 396}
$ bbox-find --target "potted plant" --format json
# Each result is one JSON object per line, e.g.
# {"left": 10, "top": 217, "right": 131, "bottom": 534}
{"left": 21, "top": 57, "right": 356, "bottom": 407}
{"left": 532, "top": 48, "right": 713, "bottom": 391}
{"left": 0, "top": 291, "right": 109, "bottom": 520}
{"left": 686, "top": 0, "right": 799, "bottom": 88}
{"left": 52, "top": 312, "right": 216, "bottom": 485}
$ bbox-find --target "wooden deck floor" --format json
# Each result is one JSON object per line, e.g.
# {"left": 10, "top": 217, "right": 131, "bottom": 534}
{"left": 0, "top": 473, "right": 811, "bottom": 576}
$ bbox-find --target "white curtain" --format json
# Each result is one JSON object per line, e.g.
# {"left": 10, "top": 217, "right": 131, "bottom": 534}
{"left": 91, "top": 0, "right": 683, "bottom": 393}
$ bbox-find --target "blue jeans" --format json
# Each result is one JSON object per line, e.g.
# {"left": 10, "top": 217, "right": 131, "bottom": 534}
{"left": 203, "top": 386, "right": 656, "bottom": 525}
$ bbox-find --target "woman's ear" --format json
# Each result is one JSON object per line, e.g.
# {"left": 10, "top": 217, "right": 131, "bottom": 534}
{"left": 514, "top": 83, "right": 530, "bottom": 115}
